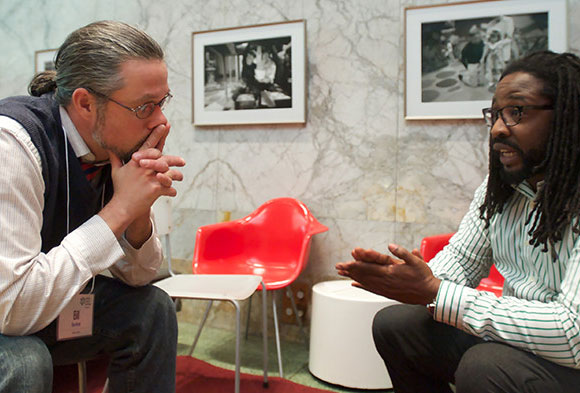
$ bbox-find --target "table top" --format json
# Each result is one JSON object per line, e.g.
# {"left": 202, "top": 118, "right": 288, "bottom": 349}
{"left": 313, "top": 280, "right": 399, "bottom": 304}
{"left": 154, "top": 274, "right": 262, "bottom": 300}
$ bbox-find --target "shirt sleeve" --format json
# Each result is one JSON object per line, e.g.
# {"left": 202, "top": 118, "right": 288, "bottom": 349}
{"left": 428, "top": 178, "right": 494, "bottom": 287}
{"left": 109, "top": 218, "right": 164, "bottom": 286}
{"left": 0, "top": 119, "right": 161, "bottom": 335}
{"left": 430, "top": 178, "right": 580, "bottom": 368}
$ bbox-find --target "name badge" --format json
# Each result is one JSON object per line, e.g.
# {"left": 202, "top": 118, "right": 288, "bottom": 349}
{"left": 57, "top": 293, "right": 94, "bottom": 341}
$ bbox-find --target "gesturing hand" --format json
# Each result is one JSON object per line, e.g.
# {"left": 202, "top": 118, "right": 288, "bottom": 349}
{"left": 335, "top": 244, "right": 441, "bottom": 305}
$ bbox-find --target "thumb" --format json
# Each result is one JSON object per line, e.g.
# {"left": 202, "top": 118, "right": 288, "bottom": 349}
{"left": 139, "top": 124, "right": 167, "bottom": 152}
{"left": 412, "top": 248, "right": 424, "bottom": 261}
{"left": 388, "top": 244, "right": 422, "bottom": 266}
{"left": 108, "top": 151, "right": 123, "bottom": 171}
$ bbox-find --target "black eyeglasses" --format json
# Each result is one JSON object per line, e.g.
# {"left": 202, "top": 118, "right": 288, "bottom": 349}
{"left": 482, "top": 105, "right": 553, "bottom": 128}
{"left": 87, "top": 88, "right": 172, "bottom": 119}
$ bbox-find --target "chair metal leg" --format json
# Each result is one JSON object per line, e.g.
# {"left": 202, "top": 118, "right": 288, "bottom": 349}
{"left": 286, "top": 286, "right": 308, "bottom": 345}
{"left": 77, "top": 361, "right": 87, "bottom": 393}
{"left": 244, "top": 294, "right": 252, "bottom": 340}
{"left": 261, "top": 282, "right": 269, "bottom": 387}
{"left": 188, "top": 300, "right": 214, "bottom": 356}
{"left": 271, "top": 291, "right": 284, "bottom": 378}
{"left": 102, "top": 378, "right": 109, "bottom": 393}
{"left": 163, "top": 234, "right": 175, "bottom": 276}
{"left": 231, "top": 300, "right": 241, "bottom": 393}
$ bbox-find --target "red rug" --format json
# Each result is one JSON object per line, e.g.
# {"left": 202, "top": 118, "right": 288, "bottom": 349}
{"left": 176, "top": 356, "right": 337, "bottom": 393}
{"left": 53, "top": 356, "right": 337, "bottom": 393}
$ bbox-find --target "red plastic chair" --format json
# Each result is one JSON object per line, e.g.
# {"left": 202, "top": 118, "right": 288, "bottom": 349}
{"left": 192, "top": 198, "right": 328, "bottom": 376}
{"left": 420, "top": 233, "right": 504, "bottom": 296}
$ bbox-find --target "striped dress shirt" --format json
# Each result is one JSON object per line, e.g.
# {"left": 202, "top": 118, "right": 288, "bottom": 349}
{"left": 429, "top": 177, "right": 580, "bottom": 368}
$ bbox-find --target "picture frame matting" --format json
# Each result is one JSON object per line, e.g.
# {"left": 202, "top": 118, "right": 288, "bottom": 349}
{"left": 192, "top": 20, "right": 306, "bottom": 126}
{"left": 404, "top": 0, "right": 567, "bottom": 120}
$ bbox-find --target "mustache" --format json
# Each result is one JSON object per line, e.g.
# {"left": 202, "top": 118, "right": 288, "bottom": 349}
{"left": 490, "top": 137, "right": 523, "bottom": 155}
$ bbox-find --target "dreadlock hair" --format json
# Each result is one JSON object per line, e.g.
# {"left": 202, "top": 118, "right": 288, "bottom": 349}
{"left": 479, "top": 50, "right": 580, "bottom": 253}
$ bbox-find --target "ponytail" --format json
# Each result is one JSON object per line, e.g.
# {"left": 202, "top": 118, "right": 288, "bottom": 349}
{"left": 28, "top": 71, "right": 57, "bottom": 97}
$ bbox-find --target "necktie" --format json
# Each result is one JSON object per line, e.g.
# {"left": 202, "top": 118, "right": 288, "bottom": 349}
{"left": 80, "top": 162, "right": 103, "bottom": 183}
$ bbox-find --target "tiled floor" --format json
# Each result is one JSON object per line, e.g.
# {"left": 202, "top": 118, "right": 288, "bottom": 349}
{"left": 177, "top": 320, "right": 394, "bottom": 393}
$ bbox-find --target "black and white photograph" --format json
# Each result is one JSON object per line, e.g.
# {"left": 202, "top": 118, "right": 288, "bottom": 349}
{"left": 405, "top": 0, "right": 567, "bottom": 119}
{"left": 422, "top": 13, "right": 548, "bottom": 102}
{"left": 192, "top": 20, "right": 306, "bottom": 126}
{"left": 204, "top": 37, "right": 292, "bottom": 111}
{"left": 34, "top": 48, "right": 58, "bottom": 74}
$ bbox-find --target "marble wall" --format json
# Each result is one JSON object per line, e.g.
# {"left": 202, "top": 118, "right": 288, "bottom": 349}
{"left": 1, "top": 0, "right": 579, "bottom": 334}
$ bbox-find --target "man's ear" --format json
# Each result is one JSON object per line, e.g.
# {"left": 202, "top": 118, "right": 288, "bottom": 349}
{"left": 70, "top": 88, "right": 98, "bottom": 121}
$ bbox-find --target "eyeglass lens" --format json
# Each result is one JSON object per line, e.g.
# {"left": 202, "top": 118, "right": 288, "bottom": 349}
{"left": 136, "top": 94, "right": 172, "bottom": 119}
{"left": 484, "top": 107, "right": 521, "bottom": 127}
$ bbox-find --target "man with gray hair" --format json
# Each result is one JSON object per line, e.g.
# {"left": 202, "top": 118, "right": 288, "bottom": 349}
{"left": 0, "top": 21, "right": 185, "bottom": 392}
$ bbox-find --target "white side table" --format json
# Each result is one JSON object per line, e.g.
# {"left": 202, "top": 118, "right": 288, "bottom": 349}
{"left": 309, "top": 280, "right": 399, "bottom": 389}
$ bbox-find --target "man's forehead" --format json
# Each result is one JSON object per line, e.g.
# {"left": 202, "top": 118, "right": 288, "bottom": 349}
{"left": 492, "top": 72, "right": 546, "bottom": 103}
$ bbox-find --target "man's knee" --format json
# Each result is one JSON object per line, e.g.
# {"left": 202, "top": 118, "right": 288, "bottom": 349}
{"left": 455, "top": 343, "right": 521, "bottom": 392}
{"left": 455, "top": 344, "right": 491, "bottom": 389}
{"left": 136, "top": 285, "right": 177, "bottom": 343}
{"left": 372, "top": 304, "right": 430, "bottom": 358}
{"left": 145, "top": 285, "right": 177, "bottom": 324}
{"left": 373, "top": 304, "right": 429, "bottom": 339}
{"left": 0, "top": 335, "right": 52, "bottom": 392}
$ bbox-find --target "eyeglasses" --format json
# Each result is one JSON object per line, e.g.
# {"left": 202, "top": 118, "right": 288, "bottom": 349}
{"left": 87, "top": 88, "right": 172, "bottom": 119}
{"left": 482, "top": 105, "right": 553, "bottom": 128}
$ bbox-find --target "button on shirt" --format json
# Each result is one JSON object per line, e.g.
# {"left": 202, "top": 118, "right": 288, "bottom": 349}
{"left": 0, "top": 108, "right": 162, "bottom": 335}
{"left": 429, "top": 177, "right": 580, "bottom": 368}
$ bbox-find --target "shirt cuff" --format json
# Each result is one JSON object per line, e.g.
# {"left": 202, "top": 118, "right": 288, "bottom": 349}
{"left": 119, "top": 217, "right": 162, "bottom": 269}
{"left": 432, "top": 280, "right": 477, "bottom": 330}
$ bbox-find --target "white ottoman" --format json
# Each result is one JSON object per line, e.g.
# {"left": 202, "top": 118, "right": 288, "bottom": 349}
{"left": 309, "top": 280, "right": 398, "bottom": 389}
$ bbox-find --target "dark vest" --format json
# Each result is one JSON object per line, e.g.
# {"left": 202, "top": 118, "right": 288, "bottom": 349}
{"left": 0, "top": 93, "right": 112, "bottom": 253}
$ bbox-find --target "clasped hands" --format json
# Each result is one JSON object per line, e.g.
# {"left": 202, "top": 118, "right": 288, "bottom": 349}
{"left": 101, "top": 123, "right": 185, "bottom": 240}
{"left": 335, "top": 244, "right": 441, "bottom": 305}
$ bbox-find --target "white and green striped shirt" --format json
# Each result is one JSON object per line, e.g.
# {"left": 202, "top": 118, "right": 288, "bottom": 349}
{"left": 430, "top": 177, "right": 580, "bottom": 368}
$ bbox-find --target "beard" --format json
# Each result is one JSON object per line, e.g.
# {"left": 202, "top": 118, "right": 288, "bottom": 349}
{"left": 491, "top": 137, "right": 545, "bottom": 186}
{"left": 92, "top": 106, "right": 148, "bottom": 163}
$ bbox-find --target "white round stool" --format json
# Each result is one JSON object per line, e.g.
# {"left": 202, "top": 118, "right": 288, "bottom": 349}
{"left": 309, "top": 280, "right": 398, "bottom": 389}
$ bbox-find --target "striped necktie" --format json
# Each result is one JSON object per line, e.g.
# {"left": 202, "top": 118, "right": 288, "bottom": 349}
{"left": 80, "top": 162, "right": 103, "bottom": 182}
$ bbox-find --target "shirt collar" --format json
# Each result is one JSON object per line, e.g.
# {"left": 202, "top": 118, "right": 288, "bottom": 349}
{"left": 59, "top": 106, "right": 105, "bottom": 164}
{"left": 513, "top": 180, "right": 543, "bottom": 200}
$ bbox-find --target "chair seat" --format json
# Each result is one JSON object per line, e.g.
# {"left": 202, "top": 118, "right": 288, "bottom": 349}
{"left": 194, "top": 263, "right": 299, "bottom": 290}
{"left": 154, "top": 274, "right": 262, "bottom": 300}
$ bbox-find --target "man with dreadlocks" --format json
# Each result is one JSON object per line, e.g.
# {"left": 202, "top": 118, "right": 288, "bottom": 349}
{"left": 336, "top": 50, "right": 580, "bottom": 393}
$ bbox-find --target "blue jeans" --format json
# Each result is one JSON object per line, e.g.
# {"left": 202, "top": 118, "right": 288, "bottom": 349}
{"left": 0, "top": 275, "right": 177, "bottom": 393}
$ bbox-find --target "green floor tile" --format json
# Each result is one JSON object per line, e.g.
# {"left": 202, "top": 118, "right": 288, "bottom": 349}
{"left": 177, "top": 321, "right": 393, "bottom": 393}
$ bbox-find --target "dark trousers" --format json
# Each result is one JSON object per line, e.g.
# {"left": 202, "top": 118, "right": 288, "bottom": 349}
{"left": 372, "top": 304, "right": 580, "bottom": 393}
{"left": 0, "top": 275, "right": 177, "bottom": 393}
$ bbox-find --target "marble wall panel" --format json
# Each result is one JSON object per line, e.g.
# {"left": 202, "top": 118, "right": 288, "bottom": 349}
{"left": 1, "top": 0, "right": 579, "bottom": 336}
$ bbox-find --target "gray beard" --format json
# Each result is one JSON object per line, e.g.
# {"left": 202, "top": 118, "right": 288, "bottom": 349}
{"left": 93, "top": 109, "right": 147, "bottom": 163}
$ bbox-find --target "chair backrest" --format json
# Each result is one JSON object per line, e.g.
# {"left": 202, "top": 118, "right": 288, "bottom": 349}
{"left": 420, "top": 232, "right": 504, "bottom": 296}
{"left": 152, "top": 196, "right": 172, "bottom": 236}
{"left": 193, "top": 198, "right": 328, "bottom": 289}
{"left": 420, "top": 233, "right": 455, "bottom": 262}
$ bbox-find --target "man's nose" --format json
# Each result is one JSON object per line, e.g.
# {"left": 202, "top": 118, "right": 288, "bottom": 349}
{"left": 147, "top": 105, "right": 168, "bottom": 130}
{"left": 490, "top": 115, "right": 510, "bottom": 139}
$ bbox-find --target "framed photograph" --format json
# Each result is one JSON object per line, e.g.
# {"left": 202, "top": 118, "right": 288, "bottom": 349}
{"left": 192, "top": 20, "right": 306, "bottom": 126}
{"left": 34, "top": 49, "right": 58, "bottom": 73}
{"left": 405, "top": 0, "right": 567, "bottom": 120}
